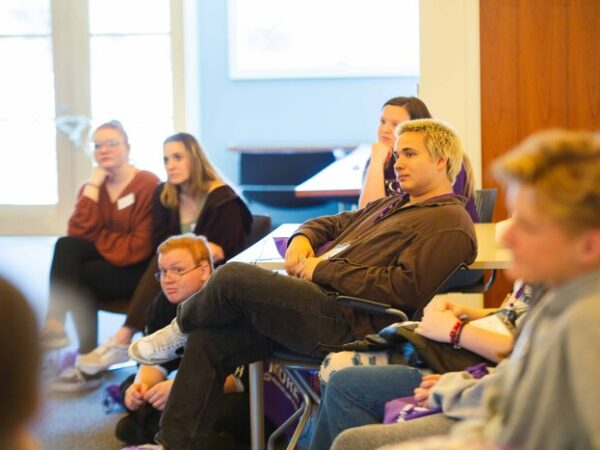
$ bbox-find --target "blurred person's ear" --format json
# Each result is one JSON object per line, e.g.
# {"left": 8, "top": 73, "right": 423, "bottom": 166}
{"left": 577, "top": 229, "right": 600, "bottom": 267}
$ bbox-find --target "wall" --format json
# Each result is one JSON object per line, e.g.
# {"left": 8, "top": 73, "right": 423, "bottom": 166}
{"left": 193, "top": 0, "right": 419, "bottom": 187}
{"left": 419, "top": 0, "right": 481, "bottom": 188}
{"left": 419, "top": 0, "right": 482, "bottom": 308}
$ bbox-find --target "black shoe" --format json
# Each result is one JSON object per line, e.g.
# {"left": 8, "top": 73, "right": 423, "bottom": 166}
{"left": 116, "top": 414, "right": 153, "bottom": 445}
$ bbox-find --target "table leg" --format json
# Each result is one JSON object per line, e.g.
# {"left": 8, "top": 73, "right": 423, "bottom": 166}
{"left": 249, "top": 360, "right": 265, "bottom": 450}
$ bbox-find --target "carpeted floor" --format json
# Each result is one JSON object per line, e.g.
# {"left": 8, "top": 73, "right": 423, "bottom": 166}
{"left": 1, "top": 236, "right": 295, "bottom": 450}
{"left": 34, "top": 364, "right": 138, "bottom": 450}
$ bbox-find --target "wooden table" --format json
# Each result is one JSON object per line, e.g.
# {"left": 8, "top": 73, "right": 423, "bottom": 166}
{"left": 469, "top": 223, "right": 512, "bottom": 270}
{"left": 231, "top": 222, "right": 512, "bottom": 271}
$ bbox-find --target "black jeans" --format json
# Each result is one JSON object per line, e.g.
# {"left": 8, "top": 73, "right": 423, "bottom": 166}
{"left": 124, "top": 255, "right": 161, "bottom": 331}
{"left": 47, "top": 236, "right": 149, "bottom": 352}
{"left": 158, "top": 262, "right": 356, "bottom": 449}
{"left": 117, "top": 374, "right": 250, "bottom": 448}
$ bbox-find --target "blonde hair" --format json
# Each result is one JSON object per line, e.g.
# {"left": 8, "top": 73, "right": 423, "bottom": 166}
{"left": 461, "top": 151, "right": 475, "bottom": 199}
{"left": 494, "top": 129, "right": 600, "bottom": 233}
{"left": 395, "top": 118, "right": 464, "bottom": 183}
{"left": 160, "top": 133, "right": 222, "bottom": 209}
{"left": 157, "top": 234, "right": 214, "bottom": 271}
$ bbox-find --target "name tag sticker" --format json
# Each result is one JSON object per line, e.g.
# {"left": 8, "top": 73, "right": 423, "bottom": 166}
{"left": 117, "top": 193, "right": 135, "bottom": 210}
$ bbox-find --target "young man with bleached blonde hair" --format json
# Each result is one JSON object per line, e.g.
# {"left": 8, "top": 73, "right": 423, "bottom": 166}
{"left": 395, "top": 118, "right": 465, "bottom": 185}
{"left": 129, "top": 119, "right": 478, "bottom": 450}
{"left": 359, "top": 101, "right": 478, "bottom": 223}
{"left": 328, "top": 129, "right": 600, "bottom": 450}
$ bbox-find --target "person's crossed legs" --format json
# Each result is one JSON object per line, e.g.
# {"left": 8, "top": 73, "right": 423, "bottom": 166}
{"left": 134, "top": 262, "right": 356, "bottom": 449}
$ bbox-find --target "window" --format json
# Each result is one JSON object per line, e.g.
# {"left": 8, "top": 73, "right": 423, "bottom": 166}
{"left": 89, "top": 0, "right": 174, "bottom": 177}
{"left": 0, "top": 0, "right": 57, "bottom": 204}
{"left": 0, "top": 0, "right": 187, "bottom": 234}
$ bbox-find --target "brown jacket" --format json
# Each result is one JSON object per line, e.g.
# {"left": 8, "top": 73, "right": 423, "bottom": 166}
{"left": 292, "top": 194, "right": 477, "bottom": 337}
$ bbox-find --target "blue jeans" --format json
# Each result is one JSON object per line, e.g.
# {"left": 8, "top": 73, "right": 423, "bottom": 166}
{"left": 309, "top": 365, "right": 423, "bottom": 450}
{"left": 157, "top": 262, "right": 356, "bottom": 450}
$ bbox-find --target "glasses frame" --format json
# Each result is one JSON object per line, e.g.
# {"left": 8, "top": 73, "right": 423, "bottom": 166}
{"left": 154, "top": 263, "right": 204, "bottom": 282}
{"left": 93, "top": 139, "right": 124, "bottom": 150}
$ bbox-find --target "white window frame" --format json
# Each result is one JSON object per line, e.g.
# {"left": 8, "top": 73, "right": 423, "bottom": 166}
{"left": 0, "top": 0, "right": 192, "bottom": 235}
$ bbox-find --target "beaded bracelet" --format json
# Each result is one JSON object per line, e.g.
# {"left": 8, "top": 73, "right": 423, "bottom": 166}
{"left": 453, "top": 322, "right": 465, "bottom": 349}
{"left": 449, "top": 319, "right": 465, "bottom": 348}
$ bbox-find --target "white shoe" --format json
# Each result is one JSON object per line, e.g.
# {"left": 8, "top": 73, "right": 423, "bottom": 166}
{"left": 129, "top": 318, "right": 187, "bottom": 365}
{"left": 48, "top": 367, "right": 103, "bottom": 392}
{"left": 76, "top": 337, "right": 129, "bottom": 375}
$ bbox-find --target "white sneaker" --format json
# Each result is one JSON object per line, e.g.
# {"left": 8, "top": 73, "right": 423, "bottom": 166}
{"left": 129, "top": 318, "right": 187, "bottom": 365}
{"left": 48, "top": 367, "right": 103, "bottom": 392}
{"left": 76, "top": 337, "right": 129, "bottom": 375}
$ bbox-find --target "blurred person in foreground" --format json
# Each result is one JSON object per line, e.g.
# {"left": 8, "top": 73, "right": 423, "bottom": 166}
{"left": 0, "top": 277, "right": 41, "bottom": 450}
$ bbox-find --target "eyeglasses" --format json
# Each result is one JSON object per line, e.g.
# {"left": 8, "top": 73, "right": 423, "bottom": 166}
{"left": 93, "top": 140, "right": 123, "bottom": 150}
{"left": 154, "top": 264, "right": 203, "bottom": 282}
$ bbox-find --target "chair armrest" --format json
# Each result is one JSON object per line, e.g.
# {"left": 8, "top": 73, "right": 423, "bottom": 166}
{"left": 336, "top": 262, "right": 466, "bottom": 322}
{"left": 336, "top": 296, "right": 409, "bottom": 322}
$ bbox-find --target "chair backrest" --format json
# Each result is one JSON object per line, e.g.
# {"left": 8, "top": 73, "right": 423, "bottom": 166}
{"left": 245, "top": 214, "right": 272, "bottom": 249}
{"left": 475, "top": 188, "right": 497, "bottom": 223}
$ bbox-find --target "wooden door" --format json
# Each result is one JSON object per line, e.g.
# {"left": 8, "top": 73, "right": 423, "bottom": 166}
{"left": 480, "top": 0, "right": 600, "bottom": 306}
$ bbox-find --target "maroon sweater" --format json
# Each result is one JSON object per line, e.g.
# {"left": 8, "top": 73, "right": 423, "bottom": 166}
{"left": 68, "top": 170, "right": 159, "bottom": 267}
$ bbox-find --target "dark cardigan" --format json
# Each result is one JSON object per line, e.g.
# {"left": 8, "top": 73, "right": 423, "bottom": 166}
{"left": 152, "top": 184, "right": 253, "bottom": 261}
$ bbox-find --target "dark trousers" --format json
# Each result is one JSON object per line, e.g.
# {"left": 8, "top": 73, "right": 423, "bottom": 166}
{"left": 47, "top": 236, "right": 150, "bottom": 352}
{"left": 158, "top": 262, "right": 356, "bottom": 450}
{"left": 117, "top": 375, "right": 250, "bottom": 448}
{"left": 125, "top": 255, "right": 161, "bottom": 330}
